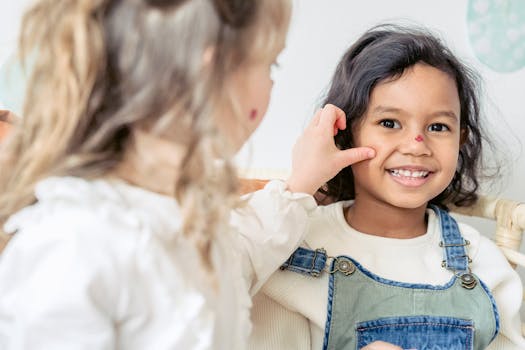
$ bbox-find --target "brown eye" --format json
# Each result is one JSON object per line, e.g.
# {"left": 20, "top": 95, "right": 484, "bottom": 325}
{"left": 379, "top": 119, "right": 400, "bottom": 129}
{"left": 428, "top": 123, "right": 450, "bottom": 132}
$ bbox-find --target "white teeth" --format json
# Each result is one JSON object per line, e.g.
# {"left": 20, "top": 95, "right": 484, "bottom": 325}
{"left": 389, "top": 169, "right": 429, "bottom": 178}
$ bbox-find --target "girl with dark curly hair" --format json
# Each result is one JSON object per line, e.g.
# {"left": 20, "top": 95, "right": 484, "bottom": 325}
{"left": 245, "top": 24, "right": 525, "bottom": 350}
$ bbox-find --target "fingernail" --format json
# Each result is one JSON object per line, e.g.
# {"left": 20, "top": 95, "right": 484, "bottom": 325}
{"left": 367, "top": 149, "right": 375, "bottom": 158}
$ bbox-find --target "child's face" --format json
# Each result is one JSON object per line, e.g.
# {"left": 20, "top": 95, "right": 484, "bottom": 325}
{"left": 351, "top": 63, "right": 461, "bottom": 210}
{"left": 218, "top": 52, "right": 280, "bottom": 152}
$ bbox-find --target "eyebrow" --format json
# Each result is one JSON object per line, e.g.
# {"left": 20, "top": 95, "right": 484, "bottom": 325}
{"left": 372, "top": 106, "right": 458, "bottom": 120}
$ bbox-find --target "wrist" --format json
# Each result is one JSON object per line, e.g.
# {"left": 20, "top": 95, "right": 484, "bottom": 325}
{"left": 285, "top": 177, "right": 317, "bottom": 196}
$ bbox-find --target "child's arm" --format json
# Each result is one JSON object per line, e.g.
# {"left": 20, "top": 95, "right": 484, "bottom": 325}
{"left": 459, "top": 220, "right": 525, "bottom": 349}
{"left": 231, "top": 104, "right": 375, "bottom": 294}
{"left": 473, "top": 234, "right": 525, "bottom": 349}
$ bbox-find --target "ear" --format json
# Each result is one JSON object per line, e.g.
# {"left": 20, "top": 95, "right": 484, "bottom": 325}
{"left": 460, "top": 128, "right": 468, "bottom": 146}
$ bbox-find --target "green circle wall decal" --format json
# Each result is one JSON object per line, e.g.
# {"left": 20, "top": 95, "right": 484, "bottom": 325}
{"left": 467, "top": 0, "right": 525, "bottom": 73}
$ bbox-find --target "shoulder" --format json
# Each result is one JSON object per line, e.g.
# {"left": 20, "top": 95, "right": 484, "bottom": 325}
{"left": 310, "top": 200, "right": 348, "bottom": 223}
{"left": 5, "top": 176, "right": 182, "bottom": 242}
{"left": 4, "top": 177, "right": 147, "bottom": 253}
{"left": 1, "top": 176, "right": 183, "bottom": 293}
{"left": 454, "top": 219, "right": 506, "bottom": 265}
{"left": 453, "top": 219, "right": 515, "bottom": 283}
{"left": 0, "top": 179, "right": 145, "bottom": 296}
{"left": 307, "top": 201, "right": 349, "bottom": 235}
{"left": 456, "top": 220, "right": 482, "bottom": 254}
{"left": 0, "top": 177, "right": 220, "bottom": 345}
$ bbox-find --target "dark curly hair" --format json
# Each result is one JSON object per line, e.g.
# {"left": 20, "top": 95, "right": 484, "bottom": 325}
{"left": 320, "top": 24, "right": 487, "bottom": 209}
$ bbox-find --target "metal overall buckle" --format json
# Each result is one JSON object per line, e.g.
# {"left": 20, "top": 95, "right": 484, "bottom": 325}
{"left": 456, "top": 269, "right": 477, "bottom": 290}
{"left": 325, "top": 256, "right": 356, "bottom": 276}
{"left": 440, "top": 239, "right": 476, "bottom": 290}
{"left": 448, "top": 265, "right": 477, "bottom": 290}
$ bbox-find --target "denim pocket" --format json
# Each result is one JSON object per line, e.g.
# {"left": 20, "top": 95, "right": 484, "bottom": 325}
{"left": 356, "top": 315, "right": 474, "bottom": 350}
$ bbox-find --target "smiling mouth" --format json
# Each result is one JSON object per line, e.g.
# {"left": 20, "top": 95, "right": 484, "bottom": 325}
{"left": 388, "top": 169, "right": 431, "bottom": 178}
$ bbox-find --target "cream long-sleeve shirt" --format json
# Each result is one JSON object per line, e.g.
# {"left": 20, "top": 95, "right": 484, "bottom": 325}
{"left": 0, "top": 177, "right": 317, "bottom": 350}
{"left": 243, "top": 201, "right": 525, "bottom": 350}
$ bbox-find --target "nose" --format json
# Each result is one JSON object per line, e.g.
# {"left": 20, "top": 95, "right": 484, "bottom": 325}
{"left": 398, "top": 132, "right": 432, "bottom": 156}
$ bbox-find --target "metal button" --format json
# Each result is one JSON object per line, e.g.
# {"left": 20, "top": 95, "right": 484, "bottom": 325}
{"left": 336, "top": 259, "right": 356, "bottom": 276}
{"left": 460, "top": 273, "right": 477, "bottom": 289}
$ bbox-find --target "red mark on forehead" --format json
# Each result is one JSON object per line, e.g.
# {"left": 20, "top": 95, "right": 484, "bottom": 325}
{"left": 415, "top": 135, "right": 424, "bottom": 142}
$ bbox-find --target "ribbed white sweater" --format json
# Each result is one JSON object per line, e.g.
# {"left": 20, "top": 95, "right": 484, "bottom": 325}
{"left": 243, "top": 201, "right": 525, "bottom": 350}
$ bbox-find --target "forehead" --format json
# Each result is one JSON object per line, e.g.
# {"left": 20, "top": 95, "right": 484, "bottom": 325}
{"left": 368, "top": 63, "right": 461, "bottom": 116}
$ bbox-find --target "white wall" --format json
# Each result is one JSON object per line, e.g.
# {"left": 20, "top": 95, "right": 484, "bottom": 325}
{"left": 0, "top": 2, "right": 27, "bottom": 65}
{"left": 0, "top": 1, "right": 31, "bottom": 109}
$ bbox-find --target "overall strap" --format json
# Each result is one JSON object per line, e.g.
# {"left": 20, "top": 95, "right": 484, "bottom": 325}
{"left": 431, "top": 205, "right": 470, "bottom": 272}
{"left": 280, "top": 247, "right": 327, "bottom": 277}
{"left": 281, "top": 207, "right": 471, "bottom": 277}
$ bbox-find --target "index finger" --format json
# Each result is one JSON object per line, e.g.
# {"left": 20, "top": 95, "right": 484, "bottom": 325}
{"left": 309, "top": 108, "right": 322, "bottom": 127}
{"left": 319, "top": 104, "right": 346, "bottom": 134}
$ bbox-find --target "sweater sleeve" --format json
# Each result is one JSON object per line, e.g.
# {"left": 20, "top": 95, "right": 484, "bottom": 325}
{"left": 229, "top": 180, "right": 317, "bottom": 295}
{"left": 472, "top": 235, "right": 525, "bottom": 348}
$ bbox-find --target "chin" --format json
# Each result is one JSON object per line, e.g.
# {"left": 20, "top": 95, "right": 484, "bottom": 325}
{"left": 387, "top": 196, "right": 430, "bottom": 210}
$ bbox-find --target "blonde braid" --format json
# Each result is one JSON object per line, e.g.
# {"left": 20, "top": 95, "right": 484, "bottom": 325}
{"left": 0, "top": 0, "right": 108, "bottom": 243}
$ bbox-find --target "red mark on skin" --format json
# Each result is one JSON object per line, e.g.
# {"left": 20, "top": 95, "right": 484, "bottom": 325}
{"left": 415, "top": 135, "right": 424, "bottom": 142}
{"left": 249, "top": 109, "right": 258, "bottom": 120}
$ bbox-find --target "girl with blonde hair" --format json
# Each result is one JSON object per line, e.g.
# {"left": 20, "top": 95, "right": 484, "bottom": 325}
{"left": 0, "top": 0, "right": 377, "bottom": 348}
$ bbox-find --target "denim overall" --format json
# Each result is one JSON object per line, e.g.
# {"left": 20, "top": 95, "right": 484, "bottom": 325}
{"left": 280, "top": 206, "right": 499, "bottom": 350}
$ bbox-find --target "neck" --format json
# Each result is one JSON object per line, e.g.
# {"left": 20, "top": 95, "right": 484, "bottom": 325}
{"left": 346, "top": 198, "right": 428, "bottom": 239}
{"left": 111, "top": 128, "right": 187, "bottom": 196}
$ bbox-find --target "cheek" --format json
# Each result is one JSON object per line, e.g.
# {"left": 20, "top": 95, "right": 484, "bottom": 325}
{"left": 352, "top": 131, "right": 388, "bottom": 176}
{"left": 353, "top": 125, "right": 387, "bottom": 149}
{"left": 351, "top": 158, "right": 376, "bottom": 183}
{"left": 438, "top": 147, "right": 460, "bottom": 177}
{"left": 256, "top": 81, "right": 273, "bottom": 117}
{"left": 246, "top": 85, "right": 272, "bottom": 129}
{"left": 249, "top": 109, "right": 258, "bottom": 120}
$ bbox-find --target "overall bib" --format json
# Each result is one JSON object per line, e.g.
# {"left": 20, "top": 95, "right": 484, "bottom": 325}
{"left": 280, "top": 206, "right": 499, "bottom": 350}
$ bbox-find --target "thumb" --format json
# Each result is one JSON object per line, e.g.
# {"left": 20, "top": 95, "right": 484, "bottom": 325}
{"left": 335, "top": 147, "right": 375, "bottom": 169}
